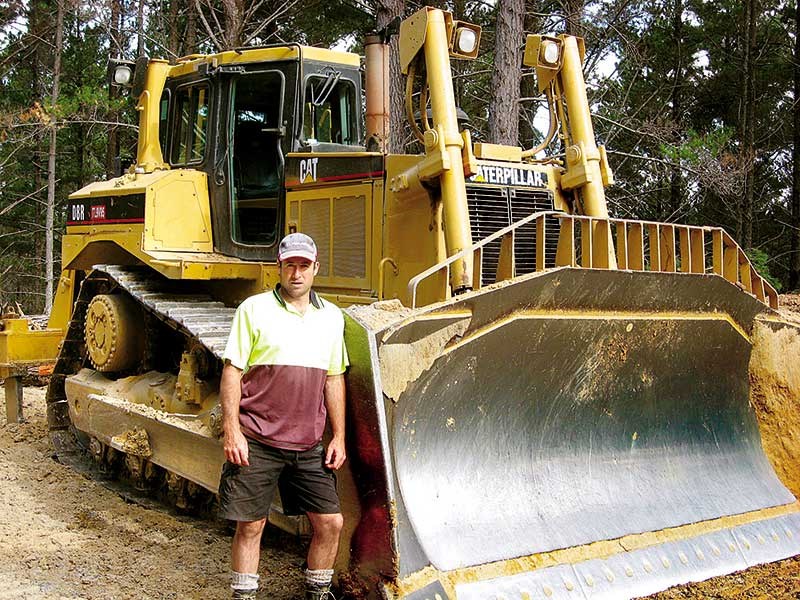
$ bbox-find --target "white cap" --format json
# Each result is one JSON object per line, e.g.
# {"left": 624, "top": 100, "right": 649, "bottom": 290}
{"left": 278, "top": 232, "right": 317, "bottom": 262}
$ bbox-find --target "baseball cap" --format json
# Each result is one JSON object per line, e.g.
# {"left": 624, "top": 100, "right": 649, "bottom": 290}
{"left": 278, "top": 232, "right": 318, "bottom": 262}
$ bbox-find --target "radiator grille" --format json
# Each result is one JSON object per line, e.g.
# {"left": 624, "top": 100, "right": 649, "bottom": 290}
{"left": 466, "top": 184, "right": 559, "bottom": 285}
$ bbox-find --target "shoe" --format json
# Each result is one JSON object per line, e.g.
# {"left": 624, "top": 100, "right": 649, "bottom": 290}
{"left": 305, "top": 583, "right": 334, "bottom": 600}
{"left": 232, "top": 589, "right": 257, "bottom": 599}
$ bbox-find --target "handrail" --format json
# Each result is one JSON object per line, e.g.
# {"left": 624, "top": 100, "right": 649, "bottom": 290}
{"left": 407, "top": 211, "right": 779, "bottom": 310}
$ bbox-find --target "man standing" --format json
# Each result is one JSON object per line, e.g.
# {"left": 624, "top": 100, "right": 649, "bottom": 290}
{"left": 218, "top": 233, "right": 348, "bottom": 600}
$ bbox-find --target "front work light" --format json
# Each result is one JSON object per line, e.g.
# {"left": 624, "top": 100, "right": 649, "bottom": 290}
{"left": 456, "top": 27, "right": 477, "bottom": 55}
{"left": 113, "top": 64, "right": 133, "bottom": 85}
{"left": 108, "top": 58, "right": 136, "bottom": 88}
{"left": 449, "top": 20, "right": 481, "bottom": 60}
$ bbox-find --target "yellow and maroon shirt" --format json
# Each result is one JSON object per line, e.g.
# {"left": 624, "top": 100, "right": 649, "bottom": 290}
{"left": 222, "top": 286, "right": 348, "bottom": 450}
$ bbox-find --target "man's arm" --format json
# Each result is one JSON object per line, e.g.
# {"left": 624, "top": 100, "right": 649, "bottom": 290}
{"left": 323, "top": 374, "right": 346, "bottom": 470}
{"left": 220, "top": 361, "right": 249, "bottom": 466}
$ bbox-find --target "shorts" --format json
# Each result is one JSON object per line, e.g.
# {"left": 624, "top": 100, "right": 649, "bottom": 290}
{"left": 218, "top": 437, "right": 340, "bottom": 522}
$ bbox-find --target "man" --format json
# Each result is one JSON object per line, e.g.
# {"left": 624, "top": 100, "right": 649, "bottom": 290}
{"left": 218, "top": 232, "right": 348, "bottom": 600}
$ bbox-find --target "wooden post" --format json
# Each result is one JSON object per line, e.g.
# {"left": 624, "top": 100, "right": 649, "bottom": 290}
{"left": 4, "top": 375, "right": 22, "bottom": 423}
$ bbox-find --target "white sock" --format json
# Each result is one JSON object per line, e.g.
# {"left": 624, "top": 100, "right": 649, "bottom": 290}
{"left": 304, "top": 568, "right": 334, "bottom": 587}
{"left": 231, "top": 571, "right": 259, "bottom": 591}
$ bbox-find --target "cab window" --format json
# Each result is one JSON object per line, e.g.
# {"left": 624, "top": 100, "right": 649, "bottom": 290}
{"left": 302, "top": 71, "right": 357, "bottom": 145}
{"left": 172, "top": 84, "right": 209, "bottom": 164}
{"left": 230, "top": 71, "right": 284, "bottom": 246}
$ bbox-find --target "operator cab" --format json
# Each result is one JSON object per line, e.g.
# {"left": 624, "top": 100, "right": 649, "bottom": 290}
{"left": 158, "top": 47, "right": 362, "bottom": 262}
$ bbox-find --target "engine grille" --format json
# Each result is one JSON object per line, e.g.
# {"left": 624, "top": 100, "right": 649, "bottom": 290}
{"left": 466, "top": 184, "right": 560, "bottom": 285}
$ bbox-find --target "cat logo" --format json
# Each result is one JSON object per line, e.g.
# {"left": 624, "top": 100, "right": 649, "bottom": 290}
{"left": 300, "top": 158, "right": 319, "bottom": 183}
{"left": 469, "top": 165, "right": 548, "bottom": 187}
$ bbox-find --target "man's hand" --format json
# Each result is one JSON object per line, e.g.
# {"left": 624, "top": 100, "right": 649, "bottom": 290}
{"left": 224, "top": 428, "right": 250, "bottom": 466}
{"left": 325, "top": 436, "right": 346, "bottom": 470}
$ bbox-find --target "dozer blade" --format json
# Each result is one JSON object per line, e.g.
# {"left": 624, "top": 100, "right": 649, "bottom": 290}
{"left": 342, "top": 267, "right": 800, "bottom": 600}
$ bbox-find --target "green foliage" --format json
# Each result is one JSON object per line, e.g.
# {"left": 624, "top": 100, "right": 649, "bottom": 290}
{"left": 660, "top": 127, "right": 737, "bottom": 166}
{"left": 746, "top": 248, "right": 783, "bottom": 292}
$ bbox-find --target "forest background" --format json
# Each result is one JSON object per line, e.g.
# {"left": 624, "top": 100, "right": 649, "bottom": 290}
{"left": 1, "top": 0, "right": 799, "bottom": 314}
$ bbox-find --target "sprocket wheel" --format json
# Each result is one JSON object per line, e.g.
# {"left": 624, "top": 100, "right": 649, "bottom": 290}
{"left": 84, "top": 293, "right": 144, "bottom": 372}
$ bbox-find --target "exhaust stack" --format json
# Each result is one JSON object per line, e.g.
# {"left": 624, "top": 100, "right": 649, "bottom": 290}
{"left": 365, "top": 34, "right": 390, "bottom": 153}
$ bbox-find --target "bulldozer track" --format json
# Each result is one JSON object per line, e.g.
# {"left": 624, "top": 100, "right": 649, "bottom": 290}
{"left": 45, "top": 265, "right": 236, "bottom": 511}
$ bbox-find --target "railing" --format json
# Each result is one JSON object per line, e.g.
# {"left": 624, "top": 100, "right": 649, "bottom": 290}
{"left": 407, "top": 211, "right": 779, "bottom": 309}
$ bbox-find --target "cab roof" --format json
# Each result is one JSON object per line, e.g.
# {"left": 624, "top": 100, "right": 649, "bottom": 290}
{"left": 168, "top": 46, "right": 360, "bottom": 78}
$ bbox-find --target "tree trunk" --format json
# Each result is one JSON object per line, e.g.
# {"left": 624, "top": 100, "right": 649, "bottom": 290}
{"left": 668, "top": 0, "right": 684, "bottom": 218}
{"left": 221, "top": 0, "right": 246, "bottom": 49}
{"left": 45, "top": 0, "right": 65, "bottom": 313}
{"left": 186, "top": 0, "right": 198, "bottom": 55}
{"left": 136, "top": 0, "right": 146, "bottom": 57}
{"left": 738, "top": 0, "right": 757, "bottom": 248}
{"left": 791, "top": 0, "right": 800, "bottom": 289}
{"left": 376, "top": 0, "right": 406, "bottom": 154}
{"left": 106, "top": 0, "right": 123, "bottom": 178}
{"left": 168, "top": 0, "right": 180, "bottom": 59}
{"left": 488, "top": 0, "right": 524, "bottom": 146}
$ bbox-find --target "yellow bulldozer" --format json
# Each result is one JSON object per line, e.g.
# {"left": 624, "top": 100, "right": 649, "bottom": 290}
{"left": 2, "top": 6, "right": 800, "bottom": 599}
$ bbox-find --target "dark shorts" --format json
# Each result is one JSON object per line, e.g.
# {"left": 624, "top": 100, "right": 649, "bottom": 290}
{"left": 218, "top": 437, "right": 340, "bottom": 522}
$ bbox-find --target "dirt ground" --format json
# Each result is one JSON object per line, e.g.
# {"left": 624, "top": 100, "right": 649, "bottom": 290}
{"left": 0, "top": 387, "right": 307, "bottom": 600}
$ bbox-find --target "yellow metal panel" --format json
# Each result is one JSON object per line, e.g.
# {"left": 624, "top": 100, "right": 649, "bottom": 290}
{"left": 48, "top": 270, "right": 76, "bottom": 330}
{"left": 712, "top": 230, "right": 724, "bottom": 276}
{"left": 144, "top": 170, "right": 212, "bottom": 252}
{"left": 62, "top": 227, "right": 149, "bottom": 270}
{"left": 616, "top": 222, "right": 628, "bottom": 270}
{"left": 678, "top": 227, "right": 691, "bottom": 273}
{"left": 592, "top": 220, "right": 611, "bottom": 269}
{"left": 660, "top": 224, "right": 676, "bottom": 272}
{"left": 472, "top": 247, "right": 483, "bottom": 289}
{"left": 69, "top": 170, "right": 168, "bottom": 200}
{"left": 648, "top": 224, "right": 660, "bottom": 271}
{"left": 473, "top": 143, "right": 523, "bottom": 162}
{"left": 739, "top": 250, "right": 752, "bottom": 291}
{"left": 752, "top": 270, "right": 766, "bottom": 302}
{"left": 399, "top": 7, "right": 431, "bottom": 74}
{"left": 555, "top": 217, "right": 576, "bottom": 267}
{"left": 384, "top": 155, "right": 444, "bottom": 305}
{"left": 627, "top": 222, "right": 644, "bottom": 271}
{"left": 580, "top": 219, "right": 592, "bottom": 268}
{"left": 690, "top": 229, "right": 705, "bottom": 274}
{"left": 286, "top": 182, "right": 372, "bottom": 290}
{"left": 723, "top": 246, "right": 739, "bottom": 283}
{"left": 0, "top": 321, "right": 62, "bottom": 366}
{"left": 496, "top": 232, "right": 515, "bottom": 281}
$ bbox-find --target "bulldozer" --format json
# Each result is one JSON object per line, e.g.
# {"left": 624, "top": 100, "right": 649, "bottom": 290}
{"left": 3, "top": 6, "right": 800, "bottom": 599}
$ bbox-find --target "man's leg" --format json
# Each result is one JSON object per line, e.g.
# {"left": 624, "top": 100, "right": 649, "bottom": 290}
{"left": 230, "top": 518, "right": 266, "bottom": 599}
{"left": 303, "top": 512, "right": 343, "bottom": 599}
{"left": 232, "top": 518, "right": 267, "bottom": 573}
{"left": 306, "top": 511, "right": 344, "bottom": 569}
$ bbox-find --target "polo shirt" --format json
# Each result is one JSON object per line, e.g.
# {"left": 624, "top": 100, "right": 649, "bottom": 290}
{"left": 222, "top": 286, "right": 349, "bottom": 451}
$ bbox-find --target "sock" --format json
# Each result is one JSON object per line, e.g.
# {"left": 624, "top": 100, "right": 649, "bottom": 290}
{"left": 304, "top": 568, "right": 334, "bottom": 588}
{"left": 231, "top": 571, "right": 259, "bottom": 591}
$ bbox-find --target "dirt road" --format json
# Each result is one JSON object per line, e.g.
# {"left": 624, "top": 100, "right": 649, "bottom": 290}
{"left": 2, "top": 386, "right": 800, "bottom": 599}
